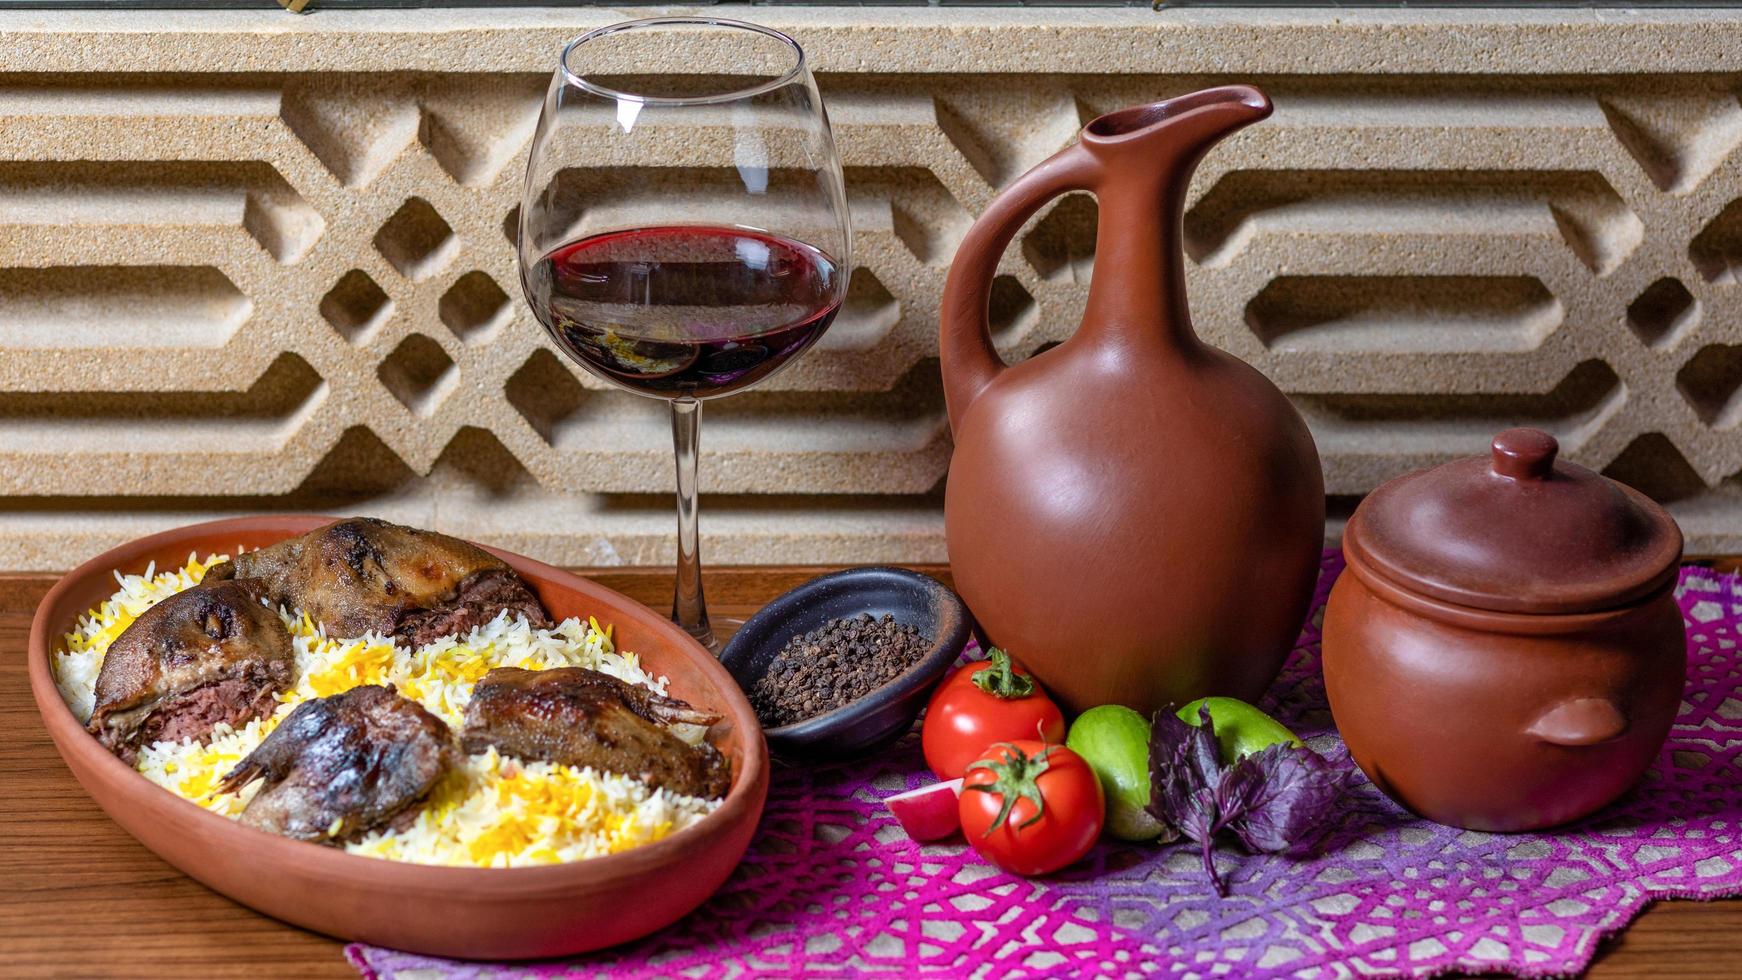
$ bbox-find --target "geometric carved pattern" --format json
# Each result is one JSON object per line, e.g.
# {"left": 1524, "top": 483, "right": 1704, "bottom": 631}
{"left": 6, "top": 26, "right": 1742, "bottom": 566}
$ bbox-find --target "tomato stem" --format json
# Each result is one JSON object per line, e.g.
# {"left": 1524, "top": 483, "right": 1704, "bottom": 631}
{"left": 962, "top": 741, "right": 1055, "bottom": 836}
{"left": 970, "top": 648, "right": 1037, "bottom": 699}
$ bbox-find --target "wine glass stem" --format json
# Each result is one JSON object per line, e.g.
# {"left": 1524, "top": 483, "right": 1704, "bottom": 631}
{"left": 669, "top": 396, "right": 714, "bottom": 650}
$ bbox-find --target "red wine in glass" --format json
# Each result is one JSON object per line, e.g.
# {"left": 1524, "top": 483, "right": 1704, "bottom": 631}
{"left": 525, "top": 225, "right": 842, "bottom": 398}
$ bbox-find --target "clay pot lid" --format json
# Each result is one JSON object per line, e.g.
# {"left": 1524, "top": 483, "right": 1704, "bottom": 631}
{"left": 1346, "top": 428, "right": 1683, "bottom": 615}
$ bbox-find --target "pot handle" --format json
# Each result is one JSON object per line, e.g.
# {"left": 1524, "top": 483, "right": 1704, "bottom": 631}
{"left": 1526, "top": 697, "right": 1628, "bottom": 747}
{"left": 939, "top": 141, "right": 1099, "bottom": 433}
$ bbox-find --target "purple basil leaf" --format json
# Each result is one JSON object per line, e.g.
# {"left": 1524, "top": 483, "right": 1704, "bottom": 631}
{"left": 1150, "top": 740, "right": 1212, "bottom": 841}
{"left": 1226, "top": 742, "right": 1346, "bottom": 855}
{"left": 1172, "top": 782, "right": 1228, "bottom": 896}
{"left": 1187, "top": 705, "right": 1224, "bottom": 784}
{"left": 1147, "top": 708, "right": 1238, "bottom": 893}
{"left": 1179, "top": 785, "right": 1221, "bottom": 843}
{"left": 1214, "top": 752, "right": 1266, "bottom": 819}
{"left": 1146, "top": 708, "right": 1223, "bottom": 839}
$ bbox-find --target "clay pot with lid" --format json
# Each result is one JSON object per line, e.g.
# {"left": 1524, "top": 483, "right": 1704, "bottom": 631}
{"left": 1324, "top": 428, "right": 1686, "bottom": 832}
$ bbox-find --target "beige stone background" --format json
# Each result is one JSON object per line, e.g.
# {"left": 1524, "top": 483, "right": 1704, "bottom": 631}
{"left": 3, "top": 7, "right": 1742, "bottom": 569}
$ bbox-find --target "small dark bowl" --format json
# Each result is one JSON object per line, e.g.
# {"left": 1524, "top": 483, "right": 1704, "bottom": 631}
{"left": 719, "top": 566, "right": 973, "bottom": 763}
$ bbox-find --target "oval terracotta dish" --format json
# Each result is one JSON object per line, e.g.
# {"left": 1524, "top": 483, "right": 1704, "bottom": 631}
{"left": 27, "top": 515, "right": 769, "bottom": 959}
{"left": 1323, "top": 429, "right": 1685, "bottom": 832}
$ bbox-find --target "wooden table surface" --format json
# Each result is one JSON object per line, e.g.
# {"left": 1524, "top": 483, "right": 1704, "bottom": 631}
{"left": 3, "top": 564, "right": 1738, "bottom": 979}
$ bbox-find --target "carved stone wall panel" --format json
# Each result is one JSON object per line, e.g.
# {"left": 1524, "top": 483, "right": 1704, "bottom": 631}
{"left": 3, "top": 11, "right": 1742, "bottom": 567}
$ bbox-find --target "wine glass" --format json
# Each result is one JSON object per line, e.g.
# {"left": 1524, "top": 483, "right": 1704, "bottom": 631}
{"left": 519, "top": 17, "right": 852, "bottom": 651}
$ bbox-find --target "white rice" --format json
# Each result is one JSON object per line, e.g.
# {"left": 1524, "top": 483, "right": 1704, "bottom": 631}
{"left": 52, "top": 554, "right": 719, "bottom": 867}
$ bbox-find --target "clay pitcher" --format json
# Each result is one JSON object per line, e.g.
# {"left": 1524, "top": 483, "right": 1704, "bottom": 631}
{"left": 940, "top": 86, "right": 1325, "bottom": 716}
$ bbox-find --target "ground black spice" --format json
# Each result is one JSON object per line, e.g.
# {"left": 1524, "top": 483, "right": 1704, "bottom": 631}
{"left": 749, "top": 613, "right": 932, "bottom": 727}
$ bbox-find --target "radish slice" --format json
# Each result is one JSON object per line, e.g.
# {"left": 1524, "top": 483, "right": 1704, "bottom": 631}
{"left": 884, "top": 778, "right": 965, "bottom": 842}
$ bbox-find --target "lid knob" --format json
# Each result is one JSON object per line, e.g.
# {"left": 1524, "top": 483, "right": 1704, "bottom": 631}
{"left": 1490, "top": 428, "right": 1558, "bottom": 481}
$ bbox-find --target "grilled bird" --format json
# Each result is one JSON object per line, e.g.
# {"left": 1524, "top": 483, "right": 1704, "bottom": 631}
{"left": 88, "top": 578, "right": 293, "bottom": 763}
{"left": 218, "top": 684, "right": 456, "bottom": 843}
{"left": 206, "top": 518, "right": 551, "bottom": 646}
{"left": 461, "top": 667, "right": 730, "bottom": 800}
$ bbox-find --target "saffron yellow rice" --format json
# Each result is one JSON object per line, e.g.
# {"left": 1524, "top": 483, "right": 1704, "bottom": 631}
{"left": 52, "top": 554, "right": 720, "bottom": 868}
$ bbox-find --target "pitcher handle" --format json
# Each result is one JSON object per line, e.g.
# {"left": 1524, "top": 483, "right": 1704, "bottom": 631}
{"left": 940, "top": 141, "right": 1099, "bottom": 432}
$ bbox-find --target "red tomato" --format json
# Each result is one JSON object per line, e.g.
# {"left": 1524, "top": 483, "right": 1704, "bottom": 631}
{"left": 922, "top": 648, "right": 1066, "bottom": 779}
{"left": 958, "top": 740, "right": 1104, "bottom": 876}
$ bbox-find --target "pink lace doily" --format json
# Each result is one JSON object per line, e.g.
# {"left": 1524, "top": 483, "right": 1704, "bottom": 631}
{"left": 348, "top": 554, "right": 1742, "bottom": 978}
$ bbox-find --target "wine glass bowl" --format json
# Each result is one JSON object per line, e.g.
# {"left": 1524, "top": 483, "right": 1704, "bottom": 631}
{"left": 529, "top": 225, "right": 843, "bottom": 399}
{"left": 519, "top": 18, "right": 852, "bottom": 649}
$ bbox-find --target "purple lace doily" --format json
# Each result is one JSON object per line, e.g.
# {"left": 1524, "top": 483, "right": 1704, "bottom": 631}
{"left": 348, "top": 554, "right": 1742, "bottom": 978}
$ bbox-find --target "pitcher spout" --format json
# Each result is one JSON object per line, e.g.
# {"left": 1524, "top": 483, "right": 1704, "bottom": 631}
{"left": 1080, "top": 85, "right": 1272, "bottom": 161}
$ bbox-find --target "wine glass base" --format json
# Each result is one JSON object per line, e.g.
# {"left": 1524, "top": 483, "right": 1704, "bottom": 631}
{"left": 676, "top": 615, "right": 747, "bottom": 654}
{"left": 711, "top": 614, "right": 747, "bottom": 649}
